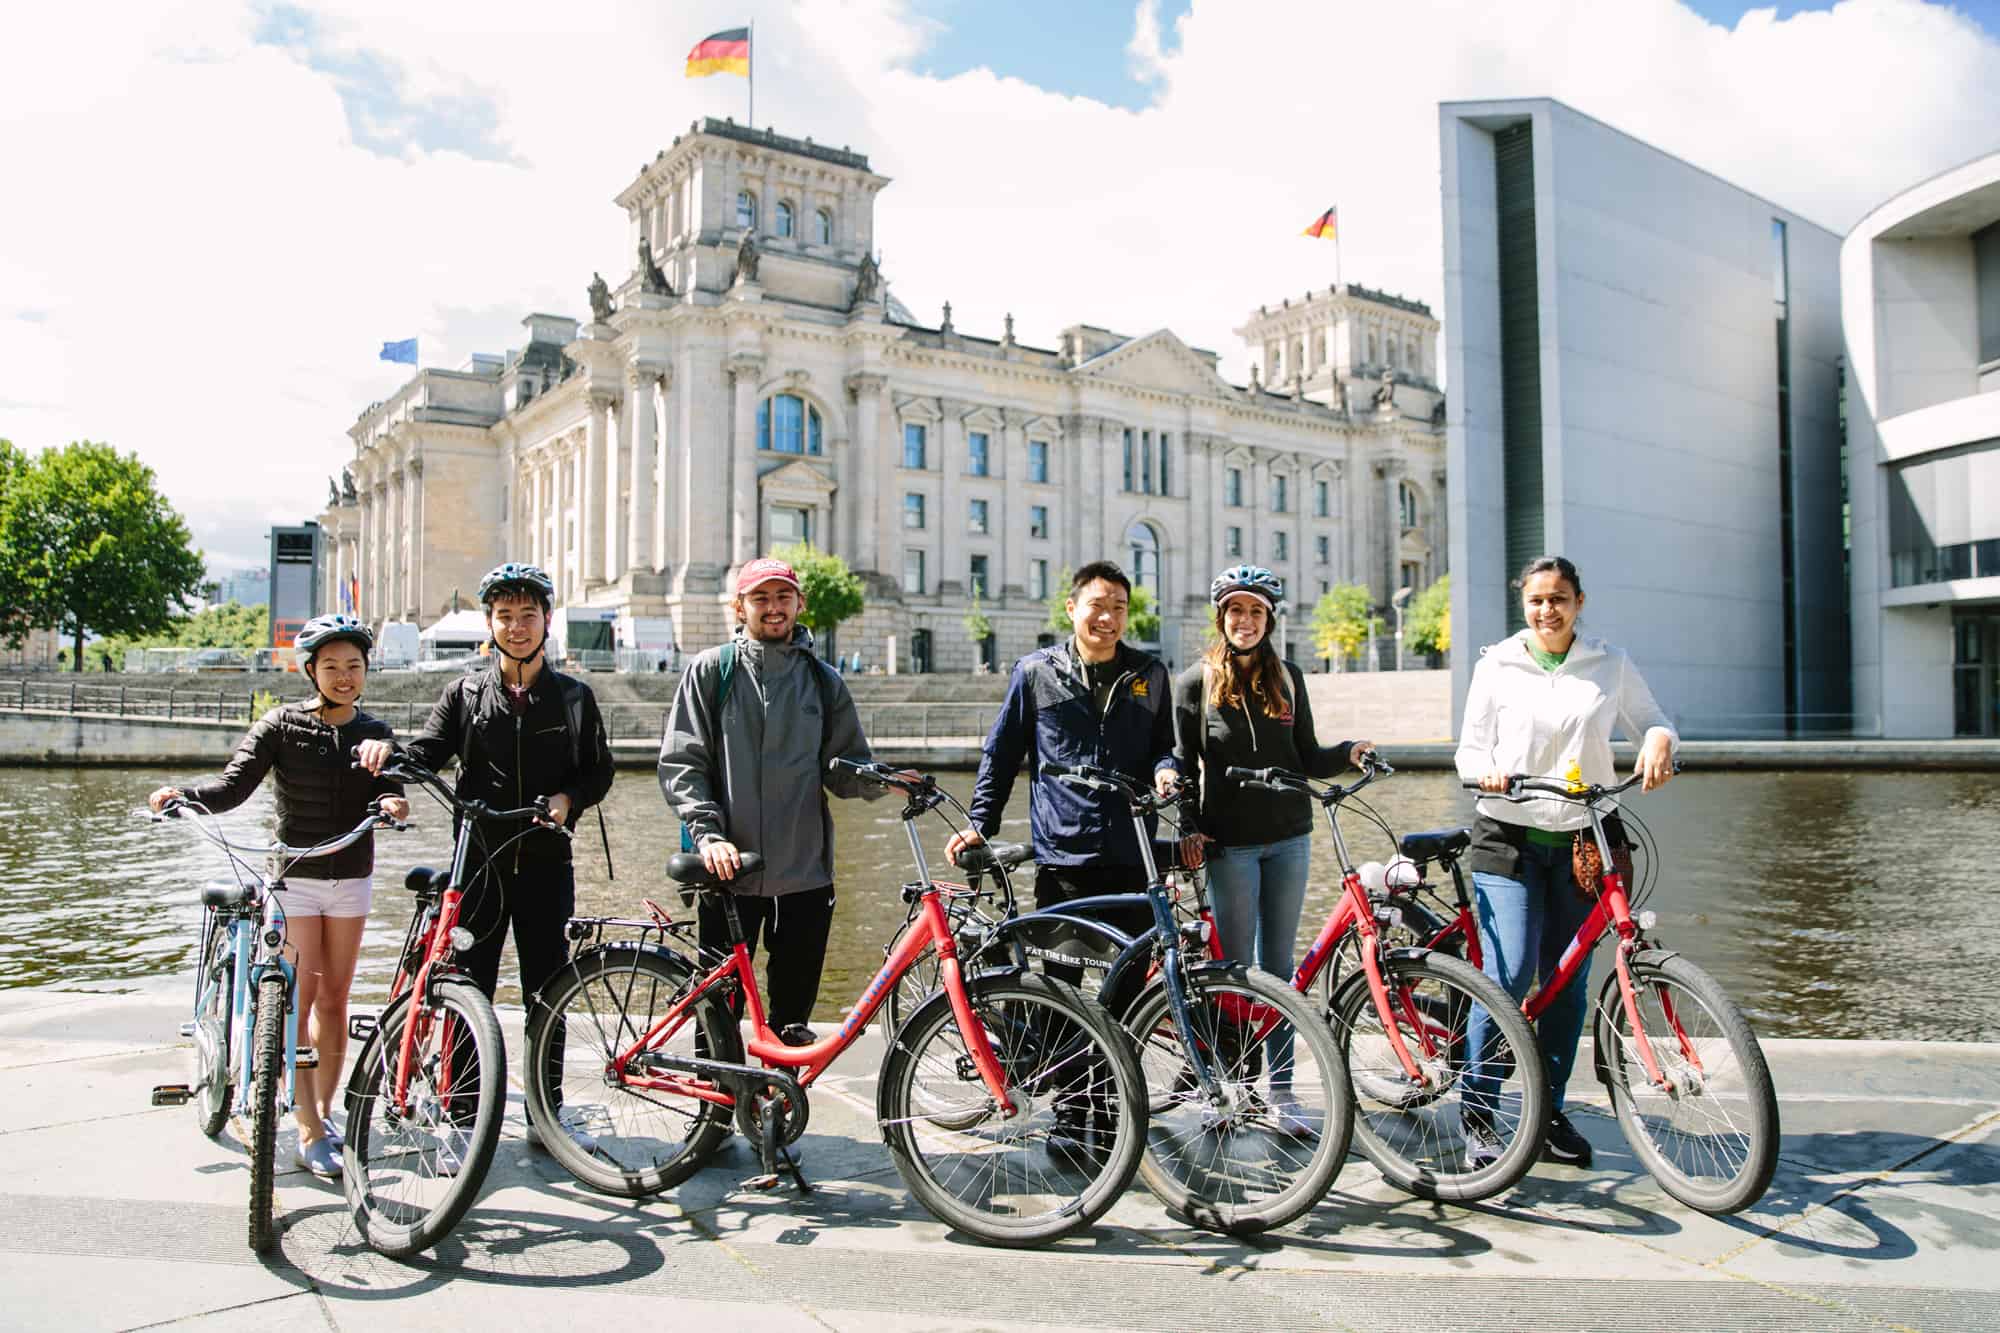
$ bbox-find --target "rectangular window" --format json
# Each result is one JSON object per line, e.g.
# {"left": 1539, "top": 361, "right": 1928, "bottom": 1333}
{"left": 1978, "top": 220, "right": 2000, "bottom": 365}
{"left": 1029, "top": 504, "right": 1048, "bottom": 539}
{"left": 1225, "top": 467, "right": 1243, "bottom": 507}
{"left": 1122, "top": 429, "right": 1134, "bottom": 491}
{"left": 1225, "top": 526, "right": 1242, "bottom": 557}
{"left": 969, "top": 498, "right": 989, "bottom": 534}
{"left": 767, "top": 505, "right": 811, "bottom": 547}
{"left": 902, "top": 549, "right": 925, "bottom": 595}
{"left": 1274, "top": 531, "right": 1289, "bottom": 562}
{"left": 1159, "top": 432, "right": 1171, "bottom": 495}
{"left": 968, "top": 430, "right": 990, "bottom": 477}
{"left": 1315, "top": 479, "right": 1330, "bottom": 517}
{"left": 1028, "top": 439, "right": 1049, "bottom": 484}
{"left": 1141, "top": 431, "right": 1154, "bottom": 495}
{"left": 903, "top": 492, "right": 925, "bottom": 529}
{"left": 1316, "top": 534, "right": 1330, "bottom": 565}
{"left": 1272, "top": 475, "right": 1288, "bottom": 513}
{"left": 903, "top": 422, "right": 927, "bottom": 469}
{"left": 1029, "top": 558, "right": 1049, "bottom": 601}
{"left": 969, "top": 554, "right": 989, "bottom": 597}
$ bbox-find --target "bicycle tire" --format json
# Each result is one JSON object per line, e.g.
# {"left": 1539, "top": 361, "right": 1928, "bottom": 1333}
{"left": 1596, "top": 951, "right": 1779, "bottom": 1215}
{"left": 524, "top": 943, "right": 743, "bottom": 1198}
{"left": 1125, "top": 962, "right": 1351, "bottom": 1235}
{"left": 191, "top": 922, "right": 233, "bottom": 1138}
{"left": 1330, "top": 950, "right": 1549, "bottom": 1203}
{"left": 342, "top": 977, "right": 505, "bottom": 1257}
{"left": 247, "top": 973, "right": 285, "bottom": 1253}
{"left": 879, "top": 971, "right": 1145, "bottom": 1248}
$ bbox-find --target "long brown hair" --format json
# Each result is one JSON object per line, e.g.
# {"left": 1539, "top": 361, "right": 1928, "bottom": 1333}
{"left": 1203, "top": 609, "right": 1291, "bottom": 718}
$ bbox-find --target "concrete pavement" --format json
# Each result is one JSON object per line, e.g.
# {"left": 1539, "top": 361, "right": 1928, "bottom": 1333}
{"left": 2, "top": 983, "right": 1997, "bottom": 1332}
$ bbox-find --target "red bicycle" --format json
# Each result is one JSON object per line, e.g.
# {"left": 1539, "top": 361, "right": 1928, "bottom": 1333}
{"left": 1384, "top": 770, "right": 1780, "bottom": 1215}
{"left": 523, "top": 761, "right": 1146, "bottom": 1248}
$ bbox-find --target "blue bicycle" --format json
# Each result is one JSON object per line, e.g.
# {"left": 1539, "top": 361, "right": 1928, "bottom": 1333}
{"left": 148, "top": 799, "right": 402, "bottom": 1252}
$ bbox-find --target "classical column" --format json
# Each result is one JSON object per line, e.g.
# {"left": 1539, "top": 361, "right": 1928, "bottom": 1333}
{"left": 728, "top": 354, "right": 764, "bottom": 567}
{"left": 627, "top": 363, "right": 662, "bottom": 575}
{"left": 603, "top": 397, "right": 624, "bottom": 584}
{"left": 846, "top": 373, "right": 885, "bottom": 575}
{"left": 581, "top": 394, "right": 610, "bottom": 591}
{"left": 1431, "top": 467, "right": 1449, "bottom": 585}
{"left": 653, "top": 367, "right": 675, "bottom": 574}
{"left": 1380, "top": 456, "right": 1406, "bottom": 597}
{"left": 387, "top": 470, "right": 405, "bottom": 617}
{"left": 1247, "top": 451, "right": 1268, "bottom": 568}
{"left": 1080, "top": 418, "right": 1104, "bottom": 559}
{"left": 406, "top": 456, "right": 424, "bottom": 617}
{"left": 1200, "top": 438, "right": 1220, "bottom": 577}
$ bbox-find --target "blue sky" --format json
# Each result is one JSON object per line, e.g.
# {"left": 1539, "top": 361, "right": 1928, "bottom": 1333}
{"left": 909, "top": 0, "right": 1998, "bottom": 108}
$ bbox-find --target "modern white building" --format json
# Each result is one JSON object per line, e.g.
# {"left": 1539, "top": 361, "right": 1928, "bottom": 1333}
{"left": 1843, "top": 151, "right": 2000, "bottom": 738}
{"left": 1440, "top": 98, "right": 1847, "bottom": 735}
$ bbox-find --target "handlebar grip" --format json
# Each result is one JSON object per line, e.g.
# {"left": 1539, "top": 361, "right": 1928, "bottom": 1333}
{"left": 1224, "top": 766, "right": 1264, "bottom": 783}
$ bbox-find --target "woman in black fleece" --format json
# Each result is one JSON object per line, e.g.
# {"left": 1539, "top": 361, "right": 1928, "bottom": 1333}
{"left": 1172, "top": 567, "right": 1372, "bottom": 1127}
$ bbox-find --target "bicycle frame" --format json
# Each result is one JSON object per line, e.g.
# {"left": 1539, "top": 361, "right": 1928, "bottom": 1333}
{"left": 194, "top": 895, "right": 299, "bottom": 1119}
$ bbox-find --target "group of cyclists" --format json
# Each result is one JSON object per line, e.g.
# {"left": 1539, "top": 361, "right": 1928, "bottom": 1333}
{"left": 154, "top": 544, "right": 1676, "bottom": 1190}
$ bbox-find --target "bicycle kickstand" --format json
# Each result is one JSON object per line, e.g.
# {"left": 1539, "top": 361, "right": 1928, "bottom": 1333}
{"left": 741, "top": 1101, "right": 813, "bottom": 1194}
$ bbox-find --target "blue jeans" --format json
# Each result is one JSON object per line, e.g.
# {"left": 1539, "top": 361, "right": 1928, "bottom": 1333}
{"left": 1204, "top": 833, "right": 1312, "bottom": 1088}
{"left": 1463, "top": 842, "right": 1596, "bottom": 1116}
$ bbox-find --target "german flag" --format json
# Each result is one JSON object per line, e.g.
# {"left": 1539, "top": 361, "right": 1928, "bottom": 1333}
{"left": 687, "top": 27, "right": 750, "bottom": 78}
{"left": 1302, "top": 206, "right": 1338, "bottom": 240}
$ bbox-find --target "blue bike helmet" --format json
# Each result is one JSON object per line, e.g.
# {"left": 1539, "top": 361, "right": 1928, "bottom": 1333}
{"left": 477, "top": 561, "right": 555, "bottom": 608}
{"left": 293, "top": 614, "right": 374, "bottom": 665}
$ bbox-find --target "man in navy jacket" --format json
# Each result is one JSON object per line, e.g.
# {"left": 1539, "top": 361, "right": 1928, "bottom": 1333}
{"left": 948, "top": 562, "right": 1180, "bottom": 933}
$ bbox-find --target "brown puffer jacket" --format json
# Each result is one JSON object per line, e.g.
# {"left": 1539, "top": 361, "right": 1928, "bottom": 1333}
{"left": 182, "top": 704, "right": 403, "bottom": 879}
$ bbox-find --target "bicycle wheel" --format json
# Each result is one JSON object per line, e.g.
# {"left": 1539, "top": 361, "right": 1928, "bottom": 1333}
{"left": 190, "top": 921, "right": 233, "bottom": 1138}
{"left": 880, "top": 972, "right": 1144, "bottom": 1248}
{"left": 1125, "top": 962, "right": 1351, "bottom": 1235}
{"left": 1596, "top": 951, "right": 1778, "bottom": 1215}
{"left": 342, "top": 977, "right": 505, "bottom": 1257}
{"left": 525, "top": 943, "right": 742, "bottom": 1198}
{"left": 1330, "top": 950, "right": 1549, "bottom": 1203}
{"left": 247, "top": 973, "right": 285, "bottom": 1253}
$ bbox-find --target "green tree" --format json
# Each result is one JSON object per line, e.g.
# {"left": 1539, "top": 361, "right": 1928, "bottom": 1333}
{"left": 97, "top": 601, "right": 271, "bottom": 666}
{"left": 962, "top": 589, "right": 993, "bottom": 643}
{"left": 0, "top": 441, "right": 206, "bottom": 670}
{"left": 1310, "top": 583, "right": 1383, "bottom": 669}
{"left": 0, "top": 440, "right": 30, "bottom": 648}
{"left": 1404, "top": 574, "right": 1451, "bottom": 656}
{"left": 1045, "top": 565, "right": 1075, "bottom": 634}
{"left": 1124, "top": 584, "right": 1161, "bottom": 645}
{"left": 772, "top": 542, "right": 865, "bottom": 653}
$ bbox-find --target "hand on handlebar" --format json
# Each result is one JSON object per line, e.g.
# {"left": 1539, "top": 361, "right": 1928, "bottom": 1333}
{"left": 354, "top": 738, "right": 396, "bottom": 776}
{"left": 542, "top": 792, "right": 573, "bottom": 829}
{"left": 945, "top": 827, "right": 985, "bottom": 866}
{"left": 146, "top": 786, "right": 182, "bottom": 815}
{"left": 1636, "top": 733, "right": 1677, "bottom": 792}
{"left": 1475, "top": 770, "right": 1516, "bottom": 795}
{"left": 700, "top": 837, "right": 743, "bottom": 881}
{"left": 1153, "top": 768, "right": 1184, "bottom": 800}
{"left": 376, "top": 794, "right": 411, "bottom": 824}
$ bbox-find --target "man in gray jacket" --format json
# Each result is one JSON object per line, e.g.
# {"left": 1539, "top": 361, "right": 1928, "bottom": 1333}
{"left": 658, "top": 557, "right": 885, "bottom": 1044}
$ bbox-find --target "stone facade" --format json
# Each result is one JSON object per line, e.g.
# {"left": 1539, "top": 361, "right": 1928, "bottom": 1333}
{"left": 320, "top": 119, "right": 1445, "bottom": 669}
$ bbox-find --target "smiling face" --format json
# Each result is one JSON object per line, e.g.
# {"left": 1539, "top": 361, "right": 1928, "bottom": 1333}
{"left": 1520, "top": 569, "right": 1582, "bottom": 652}
{"left": 737, "top": 581, "right": 803, "bottom": 643}
{"left": 1220, "top": 595, "right": 1269, "bottom": 651}
{"left": 308, "top": 641, "right": 368, "bottom": 707}
{"left": 1067, "top": 577, "right": 1129, "bottom": 660}
{"left": 486, "top": 593, "right": 547, "bottom": 660}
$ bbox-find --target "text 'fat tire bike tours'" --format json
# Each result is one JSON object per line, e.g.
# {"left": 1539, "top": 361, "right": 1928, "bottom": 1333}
{"left": 1376, "top": 767, "right": 1779, "bottom": 1215}
{"left": 336, "top": 753, "right": 560, "bottom": 1257}
{"left": 1227, "top": 756, "right": 1551, "bottom": 1204}
{"left": 148, "top": 798, "right": 407, "bottom": 1253}
{"left": 522, "top": 760, "right": 1147, "bottom": 1249}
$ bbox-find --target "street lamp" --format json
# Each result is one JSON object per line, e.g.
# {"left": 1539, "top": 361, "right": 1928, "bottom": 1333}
{"left": 1391, "top": 584, "right": 1414, "bottom": 672}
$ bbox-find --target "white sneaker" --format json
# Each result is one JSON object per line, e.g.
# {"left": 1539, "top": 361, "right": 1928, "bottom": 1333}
{"left": 1272, "top": 1092, "right": 1314, "bottom": 1137}
{"left": 295, "top": 1136, "right": 342, "bottom": 1178}
{"left": 435, "top": 1126, "right": 469, "bottom": 1177}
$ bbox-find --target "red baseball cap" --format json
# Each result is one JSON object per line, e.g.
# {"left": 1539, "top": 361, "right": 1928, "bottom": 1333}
{"left": 736, "top": 557, "right": 802, "bottom": 597}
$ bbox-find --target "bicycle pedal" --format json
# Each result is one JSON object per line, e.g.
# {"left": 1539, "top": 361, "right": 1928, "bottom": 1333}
{"left": 739, "top": 1171, "right": 783, "bottom": 1191}
{"left": 150, "top": 1084, "right": 194, "bottom": 1106}
{"left": 177, "top": 1021, "right": 197, "bottom": 1038}
{"left": 347, "top": 1014, "right": 377, "bottom": 1041}
{"left": 295, "top": 1046, "right": 319, "bottom": 1070}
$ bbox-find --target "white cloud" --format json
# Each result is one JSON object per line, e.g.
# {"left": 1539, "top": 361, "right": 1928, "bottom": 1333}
{"left": 2, "top": 0, "right": 1995, "bottom": 571}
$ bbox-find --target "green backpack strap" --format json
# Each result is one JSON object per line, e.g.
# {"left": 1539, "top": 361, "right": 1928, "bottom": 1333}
{"left": 679, "top": 642, "right": 737, "bottom": 854}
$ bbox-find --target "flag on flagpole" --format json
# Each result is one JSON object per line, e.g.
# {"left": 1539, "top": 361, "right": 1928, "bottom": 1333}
{"left": 1301, "top": 207, "right": 1338, "bottom": 241}
{"left": 686, "top": 27, "right": 750, "bottom": 77}
{"left": 379, "top": 337, "right": 418, "bottom": 365}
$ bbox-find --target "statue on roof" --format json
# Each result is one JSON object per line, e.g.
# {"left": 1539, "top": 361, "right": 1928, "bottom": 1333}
{"left": 587, "top": 272, "right": 614, "bottom": 324}
{"left": 939, "top": 300, "right": 954, "bottom": 334}
{"left": 850, "top": 251, "right": 880, "bottom": 309}
{"left": 341, "top": 467, "right": 356, "bottom": 502}
{"left": 327, "top": 476, "right": 340, "bottom": 508}
{"left": 637, "top": 240, "right": 671, "bottom": 296}
{"left": 734, "top": 231, "right": 760, "bottom": 285}
{"left": 1373, "top": 366, "right": 1397, "bottom": 409}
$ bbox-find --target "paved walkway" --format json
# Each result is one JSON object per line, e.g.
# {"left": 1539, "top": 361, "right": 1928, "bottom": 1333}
{"left": 3, "top": 983, "right": 1996, "bottom": 1332}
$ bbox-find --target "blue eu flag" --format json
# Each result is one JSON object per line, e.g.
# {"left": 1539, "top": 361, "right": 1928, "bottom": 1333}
{"left": 379, "top": 337, "right": 418, "bottom": 365}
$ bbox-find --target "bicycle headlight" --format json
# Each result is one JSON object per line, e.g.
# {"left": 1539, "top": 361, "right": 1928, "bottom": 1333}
{"left": 1637, "top": 910, "right": 1657, "bottom": 931}
{"left": 449, "top": 927, "right": 475, "bottom": 953}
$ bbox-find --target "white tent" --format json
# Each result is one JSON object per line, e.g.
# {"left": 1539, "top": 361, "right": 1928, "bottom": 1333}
{"left": 418, "top": 609, "right": 490, "bottom": 659}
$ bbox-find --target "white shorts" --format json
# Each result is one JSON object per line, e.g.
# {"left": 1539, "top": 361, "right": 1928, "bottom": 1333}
{"left": 278, "top": 876, "right": 373, "bottom": 919}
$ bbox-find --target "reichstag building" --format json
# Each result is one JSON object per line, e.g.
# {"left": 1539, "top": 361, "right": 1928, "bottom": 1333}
{"left": 320, "top": 119, "right": 1445, "bottom": 670}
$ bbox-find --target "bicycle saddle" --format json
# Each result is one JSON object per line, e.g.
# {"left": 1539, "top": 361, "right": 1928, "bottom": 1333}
{"left": 1399, "top": 827, "right": 1472, "bottom": 863}
{"left": 200, "top": 882, "right": 254, "bottom": 910}
{"left": 665, "top": 850, "right": 766, "bottom": 888}
{"left": 402, "top": 866, "right": 447, "bottom": 895}
{"left": 954, "top": 841, "right": 1030, "bottom": 873}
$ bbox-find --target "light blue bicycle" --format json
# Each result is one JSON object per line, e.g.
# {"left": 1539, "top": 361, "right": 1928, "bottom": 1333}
{"left": 148, "top": 799, "right": 403, "bottom": 1252}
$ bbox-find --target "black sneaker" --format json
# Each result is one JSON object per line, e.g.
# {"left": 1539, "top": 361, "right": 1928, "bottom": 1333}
{"left": 1543, "top": 1110, "right": 1593, "bottom": 1167}
{"left": 1461, "top": 1112, "right": 1503, "bottom": 1170}
{"left": 778, "top": 1024, "right": 816, "bottom": 1047}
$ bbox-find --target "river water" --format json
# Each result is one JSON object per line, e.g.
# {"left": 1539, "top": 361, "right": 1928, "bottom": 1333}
{"left": 5, "top": 765, "right": 1996, "bottom": 1041}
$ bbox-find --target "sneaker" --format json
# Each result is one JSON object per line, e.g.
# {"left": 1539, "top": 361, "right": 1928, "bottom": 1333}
{"left": 322, "top": 1123, "right": 344, "bottom": 1153}
{"left": 1461, "top": 1113, "right": 1503, "bottom": 1171}
{"left": 527, "top": 1110, "right": 600, "bottom": 1156}
{"left": 295, "top": 1136, "right": 342, "bottom": 1178}
{"left": 778, "top": 1024, "right": 816, "bottom": 1048}
{"left": 1271, "top": 1092, "right": 1314, "bottom": 1138}
{"left": 1543, "top": 1109, "right": 1593, "bottom": 1167}
{"left": 435, "top": 1126, "right": 470, "bottom": 1177}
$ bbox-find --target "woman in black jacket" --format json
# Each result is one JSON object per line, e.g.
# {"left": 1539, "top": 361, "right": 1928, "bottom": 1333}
{"left": 148, "top": 615, "right": 406, "bottom": 1177}
{"left": 1172, "top": 567, "right": 1371, "bottom": 1131}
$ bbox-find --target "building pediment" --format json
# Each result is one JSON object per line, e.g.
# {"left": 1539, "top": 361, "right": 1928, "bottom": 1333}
{"left": 1073, "top": 330, "right": 1235, "bottom": 398}
{"left": 759, "top": 457, "right": 837, "bottom": 498}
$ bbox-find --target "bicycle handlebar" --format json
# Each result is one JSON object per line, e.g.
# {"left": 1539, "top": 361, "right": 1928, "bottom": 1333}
{"left": 357, "top": 750, "right": 568, "bottom": 834}
{"left": 1044, "top": 762, "right": 1192, "bottom": 813}
{"left": 1462, "top": 763, "right": 1682, "bottom": 803}
{"left": 828, "top": 757, "right": 937, "bottom": 797}
{"left": 1226, "top": 750, "right": 1395, "bottom": 800}
{"left": 148, "top": 798, "right": 408, "bottom": 858}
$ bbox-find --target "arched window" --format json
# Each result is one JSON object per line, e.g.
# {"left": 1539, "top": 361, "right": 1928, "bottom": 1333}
{"left": 813, "top": 209, "right": 833, "bottom": 244}
{"left": 735, "top": 190, "right": 756, "bottom": 230}
{"left": 1399, "top": 481, "right": 1419, "bottom": 530}
{"left": 1389, "top": 338, "right": 1401, "bottom": 369}
{"left": 1126, "top": 520, "right": 1162, "bottom": 602}
{"left": 1365, "top": 331, "right": 1377, "bottom": 364}
{"left": 775, "top": 200, "right": 794, "bottom": 238}
{"left": 757, "top": 393, "right": 823, "bottom": 455}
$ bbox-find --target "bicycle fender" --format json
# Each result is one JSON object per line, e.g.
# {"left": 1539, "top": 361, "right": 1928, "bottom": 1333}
{"left": 976, "top": 912, "right": 1133, "bottom": 971}
{"left": 1323, "top": 946, "right": 1436, "bottom": 1013}
{"left": 1099, "top": 935, "right": 1159, "bottom": 1023}
{"left": 1586, "top": 947, "right": 1683, "bottom": 1088}
{"left": 875, "top": 971, "right": 1028, "bottom": 1124}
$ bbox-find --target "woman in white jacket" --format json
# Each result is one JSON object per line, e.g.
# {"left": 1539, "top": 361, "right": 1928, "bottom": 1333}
{"left": 1454, "top": 555, "right": 1677, "bottom": 1169}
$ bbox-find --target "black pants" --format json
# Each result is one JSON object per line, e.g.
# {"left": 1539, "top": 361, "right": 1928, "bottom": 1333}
{"left": 449, "top": 857, "right": 575, "bottom": 1124}
{"left": 697, "top": 887, "right": 838, "bottom": 1031}
{"left": 1032, "top": 862, "right": 1154, "bottom": 986}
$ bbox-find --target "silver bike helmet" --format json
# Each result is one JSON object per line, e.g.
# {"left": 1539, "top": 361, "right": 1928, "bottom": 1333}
{"left": 1210, "top": 564, "right": 1284, "bottom": 613}
{"left": 477, "top": 561, "right": 555, "bottom": 607}
{"left": 293, "top": 613, "right": 374, "bottom": 665}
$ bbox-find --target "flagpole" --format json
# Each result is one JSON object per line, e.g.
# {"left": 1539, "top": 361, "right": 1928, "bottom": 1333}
{"left": 748, "top": 19, "right": 755, "bottom": 129}
{"left": 1335, "top": 208, "right": 1343, "bottom": 292}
